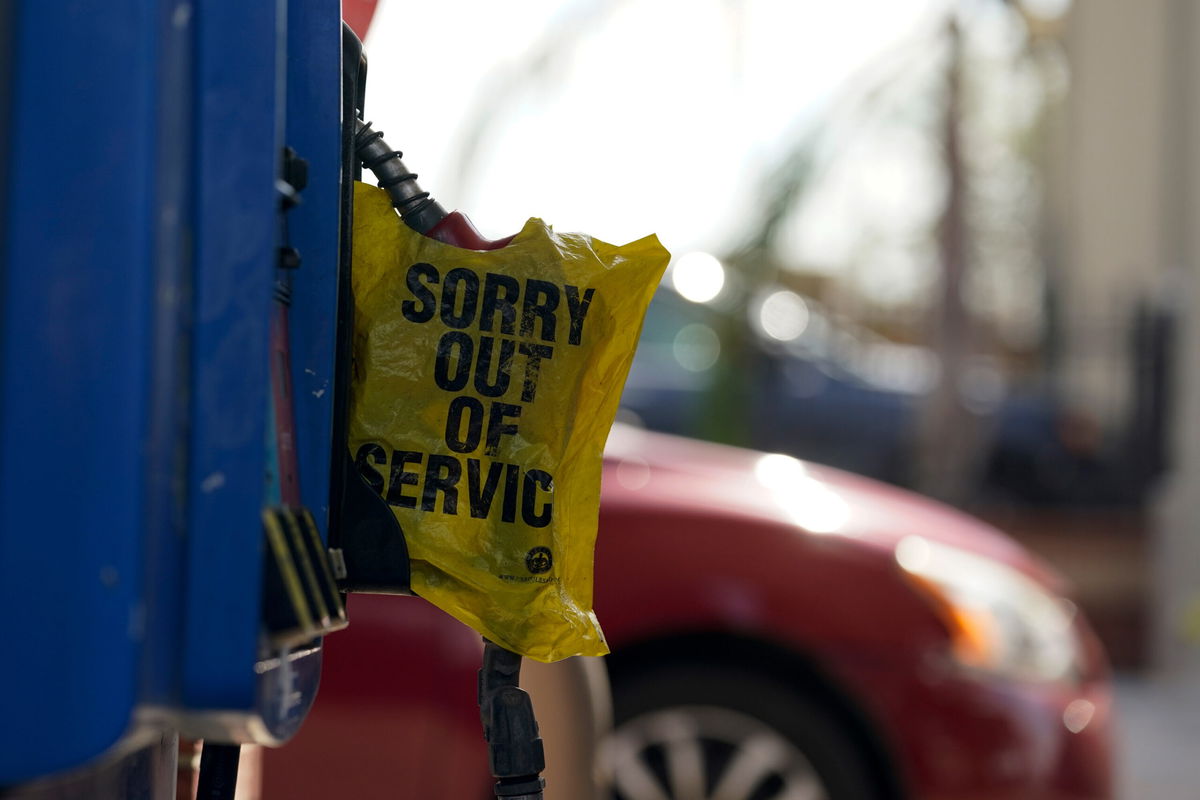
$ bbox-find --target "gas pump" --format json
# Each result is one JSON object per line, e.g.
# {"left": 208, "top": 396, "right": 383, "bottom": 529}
{"left": 0, "top": 2, "right": 353, "bottom": 793}
{"left": 0, "top": 4, "right": 550, "bottom": 797}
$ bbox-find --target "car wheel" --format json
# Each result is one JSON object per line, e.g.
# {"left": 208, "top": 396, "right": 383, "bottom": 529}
{"left": 604, "top": 664, "right": 882, "bottom": 800}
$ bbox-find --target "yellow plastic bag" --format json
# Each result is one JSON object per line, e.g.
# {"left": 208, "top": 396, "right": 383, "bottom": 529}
{"left": 349, "top": 183, "right": 670, "bottom": 661}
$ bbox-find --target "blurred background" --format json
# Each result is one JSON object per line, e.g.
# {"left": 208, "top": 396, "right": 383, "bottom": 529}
{"left": 360, "top": 0, "right": 1200, "bottom": 794}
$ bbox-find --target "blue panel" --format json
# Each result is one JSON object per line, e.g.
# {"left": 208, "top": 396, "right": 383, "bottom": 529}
{"left": 286, "top": 0, "right": 342, "bottom": 536}
{"left": 0, "top": 0, "right": 156, "bottom": 782}
{"left": 139, "top": 0, "right": 196, "bottom": 710}
{"left": 180, "top": 0, "right": 281, "bottom": 710}
{"left": 2, "top": 0, "right": 344, "bottom": 773}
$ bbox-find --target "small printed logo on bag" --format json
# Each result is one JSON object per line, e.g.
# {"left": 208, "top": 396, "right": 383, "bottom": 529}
{"left": 526, "top": 547, "right": 553, "bottom": 575}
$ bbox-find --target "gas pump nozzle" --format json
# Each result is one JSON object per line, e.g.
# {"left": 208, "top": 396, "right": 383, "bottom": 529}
{"left": 354, "top": 116, "right": 547, "bottom": 800}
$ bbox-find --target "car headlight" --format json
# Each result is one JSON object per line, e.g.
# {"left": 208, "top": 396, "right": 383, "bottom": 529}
{"left": 895, "top": 535, "right": 1080, "bottom": 683}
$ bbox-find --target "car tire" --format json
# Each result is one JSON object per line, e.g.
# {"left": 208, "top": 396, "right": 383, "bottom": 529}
{"left": 605, "top": 663, "right": 883, "bottom": 800}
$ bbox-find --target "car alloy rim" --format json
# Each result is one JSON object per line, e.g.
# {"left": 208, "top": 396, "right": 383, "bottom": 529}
{"left": 604, "top": 706, "right": 829, "bottom": 800}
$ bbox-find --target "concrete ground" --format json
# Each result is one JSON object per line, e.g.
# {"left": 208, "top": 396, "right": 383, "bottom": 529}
{"left": 1114, "top": 675, "right": 1200, "bottom": 799}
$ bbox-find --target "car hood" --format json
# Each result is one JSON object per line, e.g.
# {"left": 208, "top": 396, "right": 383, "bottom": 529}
{"left": 603, "top": 424, "right": 1063, "bottom": 589}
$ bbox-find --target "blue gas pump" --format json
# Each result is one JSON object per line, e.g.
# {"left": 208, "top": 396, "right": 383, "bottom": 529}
{"left": 0, "top": 0, "right": 351, "bottom": 791}
{"left": 1, "top": 5, "right": 554, "bottom": 798}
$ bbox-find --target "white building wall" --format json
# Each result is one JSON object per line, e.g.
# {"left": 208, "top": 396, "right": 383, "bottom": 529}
{"left": 1059, "top": 0, "right": 1170, "bottom": 427}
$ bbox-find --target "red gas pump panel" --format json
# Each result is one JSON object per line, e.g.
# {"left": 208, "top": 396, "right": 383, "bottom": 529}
{"left": 343, "top": 0, "right": 378, "bottom": 39}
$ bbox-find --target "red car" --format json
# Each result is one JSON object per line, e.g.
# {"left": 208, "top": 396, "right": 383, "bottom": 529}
{"left": 263, "top": 425, "right": 1113, "bottom": 800}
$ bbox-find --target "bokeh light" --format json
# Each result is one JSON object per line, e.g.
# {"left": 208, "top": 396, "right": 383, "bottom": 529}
{"left": 670, "top": 252, "right": 725, "bottom": 304}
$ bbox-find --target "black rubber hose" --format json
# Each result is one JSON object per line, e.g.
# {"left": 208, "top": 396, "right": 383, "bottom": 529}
{"left": 354, "top": 119, "right": 447, "bottom": 234}
{"left": 195, "top": 743, "right": 240, "bottom": 800}
{"left": 478, "top": 641, "right": 546, "bottom": 800}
